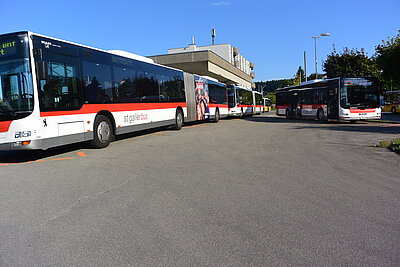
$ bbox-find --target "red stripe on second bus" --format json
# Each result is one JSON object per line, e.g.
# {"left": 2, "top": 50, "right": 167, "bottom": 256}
{"left": 40, "top": 102, "right": 187, "bottom": 117}
{"left": 275, "top": 105, "right": 289, "bottom": 109}
{"left": 0, "top": 121, "right": 12, "bottom": 133}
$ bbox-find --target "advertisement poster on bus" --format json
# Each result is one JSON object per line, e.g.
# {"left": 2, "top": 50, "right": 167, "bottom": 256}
{"left": 195, "top": 78, "right": 210, "bottom": 120}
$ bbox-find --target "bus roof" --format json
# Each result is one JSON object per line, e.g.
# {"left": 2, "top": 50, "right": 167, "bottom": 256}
{"left": 276, "top": 78, "right": 340, "bottom": 92}
{"left": 1, "top": 31, "right": 189, "bottom": 72}
{"left": 276, "top": 77, "right": 378, "bottom": 92}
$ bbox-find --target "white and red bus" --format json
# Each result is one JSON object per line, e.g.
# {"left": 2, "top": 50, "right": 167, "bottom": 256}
{"left": 0, "top": 31, "right": 227, "bottom": 150}
{"left": 253, "top": 91, "right": 263, "bottom": 115}
{"left": 227, "top": 85, "right": 254, "bottom": 117}
{"left": 276, "top": 77, "right": 381, "bottom": 121}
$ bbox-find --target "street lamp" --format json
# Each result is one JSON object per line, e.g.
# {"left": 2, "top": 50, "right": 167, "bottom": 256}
{"left": 312, "top": 33, "right": 330, "bottom": 78}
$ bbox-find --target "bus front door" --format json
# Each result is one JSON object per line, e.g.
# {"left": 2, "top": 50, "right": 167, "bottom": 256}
{"left": 327, "top": 87, "right": 339, "bottom": 119}
{"left": 290, "top": 91, "right": 301, "bottom": 119}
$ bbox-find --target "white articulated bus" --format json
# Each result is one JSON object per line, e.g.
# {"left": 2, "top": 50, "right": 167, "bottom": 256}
{"left": 276, "top": 77, "right": 381, "bottom": 121}
{"left": 227, "top": 85, "right": 254, "bottom": 117}
{"left": 252, "top": 91, "right": 263, "bottom": 115}
{"left": 0, "top": 31, "right": 228, "bottom": 150}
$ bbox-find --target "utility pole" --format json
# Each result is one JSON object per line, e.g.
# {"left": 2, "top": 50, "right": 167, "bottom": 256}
{"left": 304, "top": 51, "right": 307, "bottom": 81}
{"left": 211, "top": 29, "right": 216, "bottom": 45}
{"left": 312, "top": 33, "right": 330, "bottom": 78}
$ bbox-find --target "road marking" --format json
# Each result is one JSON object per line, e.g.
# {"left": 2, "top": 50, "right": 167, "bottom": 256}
{"left": 50, "top": 157, "right": 76, "bottom": 161}
{"left": 153, "top": 132, "right": 166, "bottom": 135}
{"left": 186, "top": 125, "right": 208, "bottom": 128}
{"left": 77, "top": 152, "right": 87, "bottom": 157}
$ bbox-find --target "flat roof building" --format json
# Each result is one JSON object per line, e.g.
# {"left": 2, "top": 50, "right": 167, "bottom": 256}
{"left": 149, "top": 43, "right": 255, "bottom": 89}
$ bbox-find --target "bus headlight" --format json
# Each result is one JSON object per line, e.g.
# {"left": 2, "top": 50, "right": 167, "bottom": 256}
{"left": 15, "top": 131, "right": 31, "bottom": 138}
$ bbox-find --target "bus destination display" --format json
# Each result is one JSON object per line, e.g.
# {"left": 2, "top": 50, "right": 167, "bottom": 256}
{"left": 0, "top": 40, "right": 17, "bottom": 57}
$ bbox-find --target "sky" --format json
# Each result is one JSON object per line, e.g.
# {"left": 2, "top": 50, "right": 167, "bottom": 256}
{"left": 1, "top": 0, "right": 399, "bottom": 81}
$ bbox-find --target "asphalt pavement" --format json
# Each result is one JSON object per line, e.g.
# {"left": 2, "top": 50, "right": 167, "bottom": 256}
{"left": 0, "top": 114, "right": 399, "bottom": 266}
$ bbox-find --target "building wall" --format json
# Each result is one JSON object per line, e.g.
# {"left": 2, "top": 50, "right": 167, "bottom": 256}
{"left": 167, "top": 43, "right": 254, "bottom": 78}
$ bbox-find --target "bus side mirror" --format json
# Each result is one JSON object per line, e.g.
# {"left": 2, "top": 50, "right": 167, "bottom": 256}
{"left": 36, "top": 61, "right": 48, "bottom": 80}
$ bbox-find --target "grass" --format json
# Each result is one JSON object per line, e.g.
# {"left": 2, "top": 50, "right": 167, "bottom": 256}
{"left": 379, "top": 138, "right": 400, "bottom": 153}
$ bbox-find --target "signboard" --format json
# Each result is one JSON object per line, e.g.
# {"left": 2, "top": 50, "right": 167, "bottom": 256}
{"left": 0, "top": 40, "right": 17, "bottom": 57}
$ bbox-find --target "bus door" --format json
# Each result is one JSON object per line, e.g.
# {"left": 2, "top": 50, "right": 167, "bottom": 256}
{"left": 327, "top": 86, "right": 339, "bottom": 119}
{"left": 33, "top": 36, "right": 84, "bottom": 147}
{"left": 290, "top": 90, "right": 301, "bottom": 118}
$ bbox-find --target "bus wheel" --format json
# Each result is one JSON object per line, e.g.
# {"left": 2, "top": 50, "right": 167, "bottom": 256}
{"left": 392, "top": 107, "right": 397, "bottom": 114}
{"left": 172, "top": 109, "right": 184, "bottom": 130}
{"left": 317, "top": 109, "right": 325, "bottom": 121}
{"left": 214, "top": 109, "right": 220, "bottom": 123}
{"left": 90, "top": 115, "right": 113, "bottom": 148}
{"left": 285, "top": 109, "right": 290, "bottom": 119}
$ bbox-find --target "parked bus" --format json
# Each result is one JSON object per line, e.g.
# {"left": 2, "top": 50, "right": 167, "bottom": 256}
{"left": 276, "top": 77, "right": 381, "bottom": 121}
{"left": 383, "top": 90, "right": 400, "bottom": 114}
{"left": 253, "top": 91, "right": 263, "bottom": 114}
{"left": 0, "top": 31, "right": 227, "bottom": 150}
{"left": 227, "top": 85, "right": 254, "bottom": 117}
{"left": 263, "top": 97, "right": 272, "bottom": 112}
{"left": 194, "top": 75, "right": 228, "bottom": 122}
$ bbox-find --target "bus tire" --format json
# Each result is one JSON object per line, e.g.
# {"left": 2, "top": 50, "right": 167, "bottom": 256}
{"left": 172, "top": 109, "right": 184, "bottom": 130}
{"left": 392, "top": 107, "right": 396, "bottom": 114}
{"left": 214, "top": 108, "right": 220, "bottom": 123}
{"left": 90, "top": 115, "right": 113, "bottom": 149}
{"left": 317, "top": 109, "right": 325, "bottom": 121}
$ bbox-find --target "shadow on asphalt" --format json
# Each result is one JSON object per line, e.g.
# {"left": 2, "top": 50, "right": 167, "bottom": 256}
{"left": 244, "top": 115, "right": 400, "bottom": 135}
{"left": 0, "top": 121, "right": 211, "bottom": 164}
{"left": 0, "top": 142, "right": 86, "bottom": 164}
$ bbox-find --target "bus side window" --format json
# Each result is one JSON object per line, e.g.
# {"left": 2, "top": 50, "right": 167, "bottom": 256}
{"left": 82, "top": 61, "right": 112, "bottom": 104}
{"left": 39, "top": 60, "right": 82, "bottom": 111}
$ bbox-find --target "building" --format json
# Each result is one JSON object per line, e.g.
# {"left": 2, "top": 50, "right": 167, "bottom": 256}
{"left": 149, "top": 43, "right": 255, "bottom": 89}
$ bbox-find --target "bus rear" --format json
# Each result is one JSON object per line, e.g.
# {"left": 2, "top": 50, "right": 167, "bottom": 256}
{"left": 339, "top": 78, "right": 381, "bottom": 121}
{"left": 0, "top": 32, "right": 40, "bottom": 150}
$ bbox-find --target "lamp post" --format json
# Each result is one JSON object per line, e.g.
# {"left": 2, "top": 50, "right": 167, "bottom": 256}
{"left": 312, "top": 33, "right": 330, "bottom": 78}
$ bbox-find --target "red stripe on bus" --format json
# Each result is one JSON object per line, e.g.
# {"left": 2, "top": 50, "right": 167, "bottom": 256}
{"left": 276, "top": 105, "right": 290, "bottom": 109}
{"left": 40, "top": 102, "right": 187, "bottom": 117}
{"left": 0, "top": 121, "right": 12, "bottom": 132}
{"left": 349, "top": 109, "right": 376, "bottom": 113}
{"left": 301, "top": 104, "right": 327, "bottom": 109}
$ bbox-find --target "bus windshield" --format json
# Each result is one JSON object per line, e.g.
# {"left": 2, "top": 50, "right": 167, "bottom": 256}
{"left": 340, "top": 78, "right": 380, "bottom": 109}
{"left": 0, "top": 34, "right": 34, "bottom": 121}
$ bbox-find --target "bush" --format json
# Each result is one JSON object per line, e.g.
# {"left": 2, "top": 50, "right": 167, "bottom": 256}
{"left": 379, "top": 138, "right": 400, "bottom": 153}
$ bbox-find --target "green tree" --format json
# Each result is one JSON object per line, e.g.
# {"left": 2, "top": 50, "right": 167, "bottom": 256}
{"left": 255, "top": 79, "right": 293, "bottom": 93}
{"left": 292, "top": 66, "right": 305, "bottom": 85}
{"left": 265, "top": 92, "right": 276, "bottom": 104}
{"left": 307, "top": 73, "right": 325, "bottom": 80}
{"left": 375, "top": 31, "right": 400, "bottom": 90}
{"left": 323, "top": 47, "right": 379, "bottom": 78}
